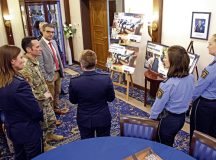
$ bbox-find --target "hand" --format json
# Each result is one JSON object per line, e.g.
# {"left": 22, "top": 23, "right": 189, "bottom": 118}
{"left": 44, "top": 91, "right": 53, "bottom": 100}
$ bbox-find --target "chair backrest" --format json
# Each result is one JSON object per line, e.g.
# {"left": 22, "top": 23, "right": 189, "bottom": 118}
{"left": 190, "top": 130, "right": 216, "bottom": 160}
{"left": 120, "top": 115, "right": 159, "bottom": 141}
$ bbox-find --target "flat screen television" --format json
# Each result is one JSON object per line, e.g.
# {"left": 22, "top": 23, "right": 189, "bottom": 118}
{"left": 144, "top": 41, "right": 199, "bottom": 77}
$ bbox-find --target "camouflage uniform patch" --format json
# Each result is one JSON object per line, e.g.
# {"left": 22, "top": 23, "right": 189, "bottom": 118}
{"left": 156, "top": 88, "right": 164, "bottom": 99}
{"left": 201, "top": 69, "right": 209, "bottom": 79}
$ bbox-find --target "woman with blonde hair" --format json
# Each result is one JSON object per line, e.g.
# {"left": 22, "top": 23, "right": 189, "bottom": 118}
{"left": 0, "top": 45, "right": 43, "bottom": 160}
{"left": 190, "top": 34, "right": 216, "bottom": 140}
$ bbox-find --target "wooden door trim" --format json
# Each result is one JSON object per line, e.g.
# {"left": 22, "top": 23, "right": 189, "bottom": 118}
{"left": 152, "top": 0, "right": 163, "bottom": 43}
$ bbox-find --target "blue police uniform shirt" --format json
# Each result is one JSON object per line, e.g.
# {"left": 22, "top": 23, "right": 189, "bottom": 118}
{"left": 150, "top": 74, "right": 194, "bottom": 119}
{"left": 193, "top": 57, "right": 216, "bottom": 101}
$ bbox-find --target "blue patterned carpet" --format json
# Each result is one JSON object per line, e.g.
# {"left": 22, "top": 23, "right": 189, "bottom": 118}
{"left": 0, "top": 64, "right": 190, "bottom": 159}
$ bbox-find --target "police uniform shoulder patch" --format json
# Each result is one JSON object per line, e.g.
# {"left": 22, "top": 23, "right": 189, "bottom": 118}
{"left": 201, "top": 69, "right": 209, "bottom": 79}
{"left": 156, "top": 88, "right": 164, "bottom": 99}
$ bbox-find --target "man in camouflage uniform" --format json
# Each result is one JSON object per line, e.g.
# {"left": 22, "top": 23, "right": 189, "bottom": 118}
{"left": 19, "top": 37, "right": 64, "bottom": 152}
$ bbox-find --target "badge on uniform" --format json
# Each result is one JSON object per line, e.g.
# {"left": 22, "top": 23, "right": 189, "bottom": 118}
{"left": 156, "top": 88, "right": 164, "bottom": 99}
{"left": 201, "top": 69, "right": 209, "bottom": 79}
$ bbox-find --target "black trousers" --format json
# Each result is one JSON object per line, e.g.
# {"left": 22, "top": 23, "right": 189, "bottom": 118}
{"left": 78, "top": 124, "right": 111, "bottom": 140}
{"left": 190, "top": 97, "right": 216, "bottom": 142}
{"left": 13, "top": 138, "right": 43, "bottom": 160}
{"left": 158, "top": 112, "right": 185, "bottom": 147}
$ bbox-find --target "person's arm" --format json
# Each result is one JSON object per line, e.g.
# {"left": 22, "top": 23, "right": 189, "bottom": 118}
{"left": 20, "top": 67, "right": 47, "bottom": 100}
{"left": 69, "top": 78, "right": 78, "bottom": 104}
{"left": 193, "top": 67, "right": 213, "bottom": 101}
{"left": 38, "top": 51, "right": 48, "bottom": 81}
{"left": 15, "top": 80, "right": 43, "bottom": 122}
{"left": 106, "top": 77, "right": 115, "bottom": 102}
{"left": 149, "top": 82, "right": 172, "bottom": 119}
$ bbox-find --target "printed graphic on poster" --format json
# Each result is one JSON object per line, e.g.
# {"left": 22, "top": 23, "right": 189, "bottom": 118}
{"left": 108, "top": 12, "right": 143, "bottom": 74}
{"left": 144, "top": 41, "right": 200, "bottom": 77}
{"left": 107, "top": 44, "right": 139, "bottom": 74}
{"left": 144, "top": 41, "right": 169, "bottom": 76}
{"left": 111, "top": 12, "right": 144, "bottom": 44}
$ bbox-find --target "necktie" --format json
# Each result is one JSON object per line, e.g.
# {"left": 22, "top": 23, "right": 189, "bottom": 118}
{"left": 49, "top": 42, "right": 59, "bottom": 70}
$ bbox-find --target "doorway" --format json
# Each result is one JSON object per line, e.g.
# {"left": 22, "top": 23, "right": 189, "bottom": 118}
{"left": 81, "top": 0, "right": 121, "bottom": 69}
{"left": 19, "top": 0, "right": 66, "bottom": 65}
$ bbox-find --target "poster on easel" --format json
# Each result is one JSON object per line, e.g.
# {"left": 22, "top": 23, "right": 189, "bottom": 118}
{"left": 108, "top": 12, "right": 144, "bottom": 74}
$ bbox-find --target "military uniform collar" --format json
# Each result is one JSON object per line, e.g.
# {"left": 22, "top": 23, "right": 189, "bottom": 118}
{"left": 209, "top": 57, "right": 216, "bottom": 66}
{"left": 24, "top": 54, "right": 38, "bottom": 65}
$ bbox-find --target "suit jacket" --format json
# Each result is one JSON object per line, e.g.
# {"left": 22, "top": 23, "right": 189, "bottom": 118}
{"left": 38, "top": 38, "right": 64, "bottom": 81}
{"left": 0, "top": 75, "right": 43, "bottom": 144}
{"left": 69, "top": 71, "right": 115, "bottom": 128}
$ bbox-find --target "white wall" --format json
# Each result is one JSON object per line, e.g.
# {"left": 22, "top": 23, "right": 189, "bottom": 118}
{"left": 60, "top": 0, "right": 73, "bottom": 65}
{"left": 7, "top": 0, "right": 24, "bottom": 49}
{"left": 69, "top": 0, "right": 84, "bottom": 61}
{"left": 162, "top": 0, "right": 216, "bottom": 75}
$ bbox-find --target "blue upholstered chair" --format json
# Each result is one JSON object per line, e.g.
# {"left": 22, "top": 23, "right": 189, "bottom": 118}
{"left": 120, "top": 115, "right": 159, "bottom": 141}
{"left": 190, "top": 130, "right": 216, "bottom": 160}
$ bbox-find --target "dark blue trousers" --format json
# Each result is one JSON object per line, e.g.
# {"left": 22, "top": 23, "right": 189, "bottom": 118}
{"left": 190, "top": 97, "right": 216, "bottom": 142}
{"left": 158, "top": 112, "right": 185, "bottom": 147}
{"left": 13, "top": 138, "right": 43, "bottom": 160}
{"left": 78, "top": 124, "right": 111, "bottom": 140}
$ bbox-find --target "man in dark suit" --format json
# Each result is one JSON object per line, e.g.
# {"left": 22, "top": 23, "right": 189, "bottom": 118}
{"left": 69, "top": 50, "right": 115, "bottom": 139}
{"left": 38, "top": 23, "right": 68, "bottom": 121}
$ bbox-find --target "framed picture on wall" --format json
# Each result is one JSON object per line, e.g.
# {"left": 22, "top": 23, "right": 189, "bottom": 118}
{"left": 190, "top": 12, "right": 211, "bottom": 40}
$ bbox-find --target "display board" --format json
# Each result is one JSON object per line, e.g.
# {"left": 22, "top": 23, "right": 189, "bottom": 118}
{"left": 111, "top": 12, "right": 144, "bottom": 44}
{"left": 144, "top": 41, "right": 200, "bottom": 77}
{"left": 107, "top": 12, "right": 144, "bottom": 73}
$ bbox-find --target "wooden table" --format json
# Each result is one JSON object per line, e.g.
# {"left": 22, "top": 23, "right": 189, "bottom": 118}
{"left": 144, "top": 70, "right": 164, "bottom": 106}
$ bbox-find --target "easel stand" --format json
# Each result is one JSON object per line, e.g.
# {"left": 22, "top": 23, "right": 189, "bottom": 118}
{"left": 187, "top": 41, "right": 199, "bottom": 80}
{"left": 110, "top": 65, "right": 133, "bottom": 101}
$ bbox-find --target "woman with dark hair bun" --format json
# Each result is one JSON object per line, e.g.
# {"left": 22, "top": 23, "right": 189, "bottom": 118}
{"left": 0, "top": 45, "right": 43, "bottom": 160}
{"left": 150, "top": 45, "right": 194, "bottom": 147}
